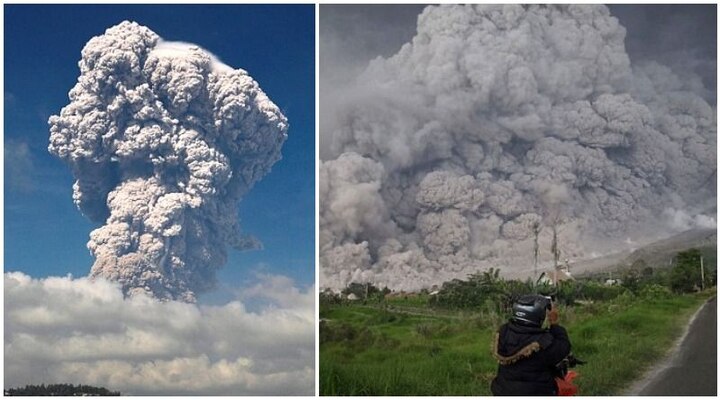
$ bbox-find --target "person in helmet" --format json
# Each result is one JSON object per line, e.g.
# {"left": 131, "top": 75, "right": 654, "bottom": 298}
{"left": 490, "top": 294, "right": 571, "bottom": 395}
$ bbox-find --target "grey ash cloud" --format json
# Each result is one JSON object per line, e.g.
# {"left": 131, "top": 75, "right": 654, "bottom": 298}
{"left": 48, "top": 21, "right": 288, "bottom": 302}
{"left": 320, "top": 4, "right": 716, "bottom": 291}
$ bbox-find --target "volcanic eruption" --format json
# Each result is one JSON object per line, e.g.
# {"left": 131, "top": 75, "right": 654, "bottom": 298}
{"left": 49, "top": 21, "right": 288, "bottom": 302}
{"left": 320, "top": 5, "right": 716, "bottom": 291}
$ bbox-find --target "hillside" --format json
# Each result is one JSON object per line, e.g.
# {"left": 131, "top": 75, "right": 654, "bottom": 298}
{"left": 571, "top": 228, "right": 717, "bottom": 278}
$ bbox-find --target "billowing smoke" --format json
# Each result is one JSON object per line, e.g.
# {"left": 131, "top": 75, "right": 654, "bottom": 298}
{"left": 49, "top": 21, "right": 288, "bottom": 302}
{"left": 320, "top": 5, "right": 716, "bottom": 290}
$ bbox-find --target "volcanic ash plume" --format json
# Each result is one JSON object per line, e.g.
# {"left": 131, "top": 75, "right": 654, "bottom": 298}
{"left": 320, "top": 5, "right": 716, "bottom": 291}
{"left": 49, "top": 21, "right": 288, "bottom": 302}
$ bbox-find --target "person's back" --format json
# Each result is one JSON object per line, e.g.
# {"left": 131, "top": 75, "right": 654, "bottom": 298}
{"left": 491, "top": 295, "right": 571, "bottom": 396}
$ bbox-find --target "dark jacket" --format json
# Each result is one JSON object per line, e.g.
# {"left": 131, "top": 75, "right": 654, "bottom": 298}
{"left": 490, "top": 321, "right": 571, "bottom": 396}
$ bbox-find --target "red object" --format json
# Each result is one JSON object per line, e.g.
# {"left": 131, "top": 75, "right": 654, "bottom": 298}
{"left": 555, "top": 371, "right": 579, "bottom": 396}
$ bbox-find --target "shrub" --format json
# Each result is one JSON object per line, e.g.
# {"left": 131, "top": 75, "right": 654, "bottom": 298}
{"left": 611, "top": 290, "right": 636, "bottom": 308}
{"left": 577, "top": 280, "right": 626, "bottom": 302}
{"left": 343, "top": 282, "right": 385, "bottom": 302}
{"left": 639, "top": 283, "right": 672, "bottom": 300}
{"left": 621, "top": 270, "right": 641, "bottom": 293}
{"left": 428, "top": 278, "right": 491, "bottom": 309}
{"left": 641, "top": 266, "right": 654, "bottom": 278}
{"left": 670, "top": 249, "right": 703, "bottom": 293}
{"left": 429, "top": 268, "right": 534, "bottom": 312}
{"left": 501, "top": 279, "right": 535, "bottom": 310}
{"left": 321, "top": 322, "right": 359, "bottom": 343}
{"left": 554, "top": 280, "right": 581, "bottom": 306}
{"left": 415, "top": 324, "right": 434, "bottom": 339}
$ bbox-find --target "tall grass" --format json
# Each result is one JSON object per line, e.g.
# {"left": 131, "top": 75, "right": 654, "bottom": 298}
{"left": 320, "top": 290, "right": 714, "bottom": 395}
{"left": 569, "top": 292, "right": 709, "bottom": 395}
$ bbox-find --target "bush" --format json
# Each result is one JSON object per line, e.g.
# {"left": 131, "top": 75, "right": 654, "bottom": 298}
{"left": 576, "top": 280, "right": 627, "bottom": 302}
{"left": 641, "top": 266, "right": 654, "bottom": 278}
{"left": 320, "top": 289, "right": 344, "bottom": 316}
{"left": 415, "top": 323, "right": 434, "bottom": 339}
{"left": 639, "top": 284, "right": 672, "bottom": 300}
{"left": 611, "top": 290, "right": 636, "bottom": 308}
{"left": 710, "top": 268, "right": 717, "bottom": 287}
{"left": 670, "top": 249, "right": 703, "bottom": 293}
{"left": 428, "top": 268, "right": 534, "bottom": 312}
{"left": 429, "top": 275, "right": 498, "bottom": 310}
{"left": 621, "top": 270, "right": 641, "bottom": 293}
{"left": 554, "top": 280, "right": 581, "bottom": 306}
{"left": 320, "top": 321, "right": 359, "bottom": 343}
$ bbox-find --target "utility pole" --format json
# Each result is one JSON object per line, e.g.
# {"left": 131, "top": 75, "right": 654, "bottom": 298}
{"left": 533, "top": 221, "right": 540, "bottom": 282}
{"left": 551, "top": 224, "right": 560, "bottom": 286}
{"left": 700, "top": 256, "right": 705, "bottom": 291}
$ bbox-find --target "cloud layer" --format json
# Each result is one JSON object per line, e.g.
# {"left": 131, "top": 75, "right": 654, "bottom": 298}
{"left": 4, "top": 272, "right": 314, "bottom": 395}
{"left": 48, "top": 21, "right": 288, "bottom": 302}
{"left": 320, "top": 5, "right": 716, "bottom": 290}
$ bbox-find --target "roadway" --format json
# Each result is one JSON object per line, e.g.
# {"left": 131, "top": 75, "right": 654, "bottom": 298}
{"left": 633, "top": 296, "right": 717, "bottom": 396}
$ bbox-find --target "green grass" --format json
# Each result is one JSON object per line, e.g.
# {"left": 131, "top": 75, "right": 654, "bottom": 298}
{"left": 567, "top": 291, "right": 713, "bottom": 395}
{"left": 386, "top": 294, "right": 431, "bottom": 307}
{"left": 320, "top": 290, "right": 715, "bottom": 395}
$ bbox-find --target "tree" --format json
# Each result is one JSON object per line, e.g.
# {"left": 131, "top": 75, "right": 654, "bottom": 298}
{"left": 641, "top": 266, "right": 654, "bottom": 278}
{"left": 429, "top": 268, "right": 534, "bottom": 312}
{"left": 710, "top": 268, "right": 717, "bottom": 287}
{"left": 342, "top": 282, "right": 381, "bottom": 302}
{"left": 621, "top": 269, "right": 641, "bottom": 293}
{"left": 670, "top": 249, "right": 703, "bottom": 293}
{"left": 5, "top": 384, "right": 120, "bottom": 396}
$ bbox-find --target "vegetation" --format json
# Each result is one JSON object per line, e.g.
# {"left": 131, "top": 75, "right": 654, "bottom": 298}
{"left": 5, "top": 384, "right": 120, "bottom": 396}
{"left": 669, "top": 248, "right": 713, "bottom": 293}
{"left": 426, "top": 268, "right": 541, "bottom": 313}
{"left": 320, "top": 248, "right": 716, "bottom": 396}
{"left": 341, "top": 282, "right": 390, "bottom": 302}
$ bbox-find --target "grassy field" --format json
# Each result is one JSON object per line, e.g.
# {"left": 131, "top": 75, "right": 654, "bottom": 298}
{"left": 320, "top": 289, "right": 715, "bottom": 395}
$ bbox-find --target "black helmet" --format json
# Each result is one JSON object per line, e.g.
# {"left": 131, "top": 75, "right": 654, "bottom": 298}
{"left": 511, "top": 294, "right": 552, "bottom": 327}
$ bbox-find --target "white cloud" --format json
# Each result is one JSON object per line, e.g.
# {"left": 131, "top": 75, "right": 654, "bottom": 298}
{"left": 4, "top": 272, "right": 314, "bottom": 395}
{"left": 152, "top": 40, "right": 234, "bottom": 73}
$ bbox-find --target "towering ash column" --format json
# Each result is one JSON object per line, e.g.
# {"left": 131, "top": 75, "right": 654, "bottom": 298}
{"left": 49, "top": 21, "right": 288, "bottom": 302}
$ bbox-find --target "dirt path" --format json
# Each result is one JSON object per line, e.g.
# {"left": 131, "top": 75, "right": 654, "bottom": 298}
{"left": 627, "top": 296, "right": 717, "bottom": 396}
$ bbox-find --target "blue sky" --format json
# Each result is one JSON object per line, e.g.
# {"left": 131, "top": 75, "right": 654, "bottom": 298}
{"left": 4, "top": 4, "right": 315, "bottom": 303}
